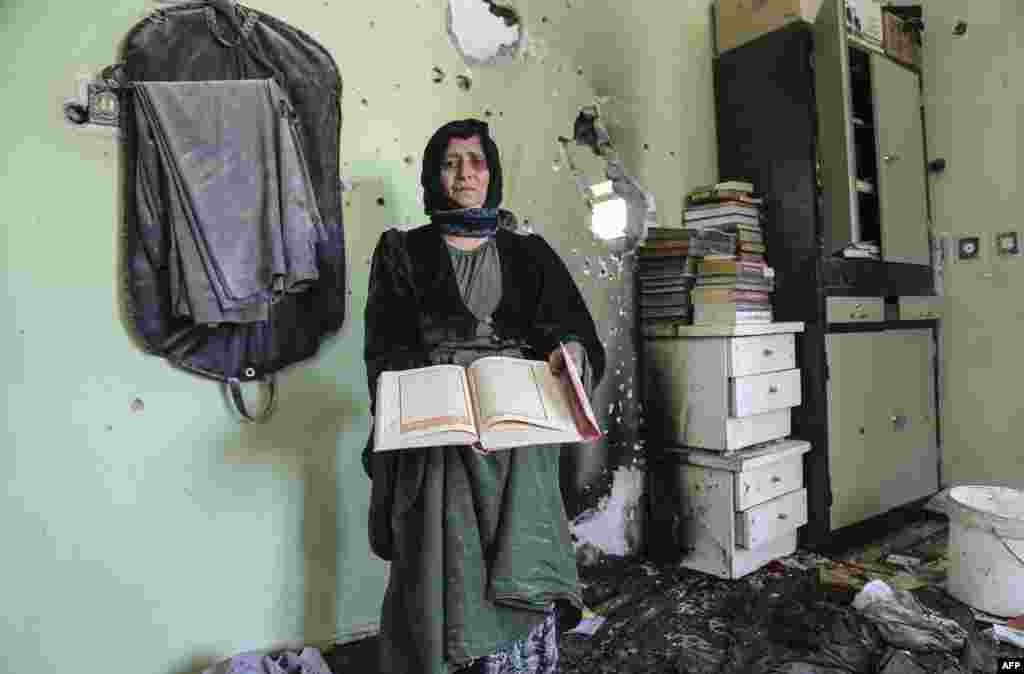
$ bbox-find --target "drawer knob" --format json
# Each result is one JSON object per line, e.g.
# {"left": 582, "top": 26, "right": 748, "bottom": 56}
{"left": 771, "top": 476, "right": 782, "bottom": 483}
{"left": 768, "top": 385, "right": 779, "bottom": 394}
{"left": 763, "top": 348, "right": 775, "bottom": 357}
{"left": 778, "top": 513, "right": 789, "bottom": 520}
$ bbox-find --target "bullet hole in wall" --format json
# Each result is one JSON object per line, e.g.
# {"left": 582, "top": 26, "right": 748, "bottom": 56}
{"left": 669, "top": 151, "right": 676, "bottom": 158}
{"left": 642, "top": 143, "right": 650, "bottom": 151}
{"left": 953, "top": 20, "right": 967, "bottom": 36}
{"left": 360, "top": 97, "right": 369, "bottom": 106}
{"left": 455, "top": 74, "right": 472, "bottom": 91}
{"left": 484, "top": 108, "right": 493, "bottom": 118}
{"left": 369, "top": 20, "right": 375, "bottom": 28}
{"left": 376, "top": 197, "right": 386, "bottom": 206}
{"left": 541, "top": 16, "right": 548, "bottom": 23}
{"left": 576, "top": 66, "right": 584, "bottom": 76}
{"left": 130, "top": 398, "right": 145, "bottom": 413}
{"left": 432, "top": 66, "right": 446, "bottom": 84}
{"left": 404, "top": 155, "right": 415, "bottom": 165}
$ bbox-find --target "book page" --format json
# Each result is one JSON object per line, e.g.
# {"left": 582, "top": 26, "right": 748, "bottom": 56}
{"left": 559, "top": 343, "right": 602, "bottom": 441}
{"left": 395, "top": 365, "right": 476, "bottom": 436}
{"left": 468, "top": 357, "right": 574, "bottom": 432}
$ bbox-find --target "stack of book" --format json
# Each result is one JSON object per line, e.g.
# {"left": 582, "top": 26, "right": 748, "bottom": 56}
{"left": 683, "top": 180, "right": 775, "bottom": 325}
{"left": 637, "top": 226, "right": 697, "bottom": 325}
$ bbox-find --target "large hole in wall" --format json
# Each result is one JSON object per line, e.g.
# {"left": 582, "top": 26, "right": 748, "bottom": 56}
{"left": 446, "top": 0, "right": 523, "bottom": 66}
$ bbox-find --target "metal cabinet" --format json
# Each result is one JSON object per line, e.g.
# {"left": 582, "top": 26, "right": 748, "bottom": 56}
{"left": 813, "top": 0, "right": 930, "bottom": 264}
{"left": 825, "top": 329, "right": 938, "bottom": 530}
{"left": 712, "top": 8, "right": 939, "bottom": 544}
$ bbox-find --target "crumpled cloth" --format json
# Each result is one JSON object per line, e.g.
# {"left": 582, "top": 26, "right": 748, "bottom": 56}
{"left": 852, "top": 580, "right": 968, "bottom": 652}
{"left": 200, "top": 646, "right": 331, "bottom": 674}
{"left": 134, "top": 78, "right": 327, "bottom": 325}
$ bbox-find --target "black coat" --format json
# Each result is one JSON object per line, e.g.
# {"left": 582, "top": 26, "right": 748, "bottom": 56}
{"left": 361, "top": 222, "right": 606, "bottom": 671}
{"left": 363, "top": 223, "right": 606, "bottom": 452}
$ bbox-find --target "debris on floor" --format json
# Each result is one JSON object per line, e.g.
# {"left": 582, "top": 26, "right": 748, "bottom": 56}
{"left": 325, "top": 511, "right": 1024, "bottom": 673}
{"left": 851, "top": 579, "right": 967, "bottom": 652}
{"left": 561, "top": 514, "right": 1024, "bottom": 674}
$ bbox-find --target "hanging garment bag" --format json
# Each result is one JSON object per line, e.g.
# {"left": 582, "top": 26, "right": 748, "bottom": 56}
{"left": 116, "top": 0, "right": 345, "bottom": 421}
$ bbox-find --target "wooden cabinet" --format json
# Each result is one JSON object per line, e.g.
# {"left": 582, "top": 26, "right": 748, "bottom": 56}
{"left": 712, "top": 1, "right": 940, "bottom": 545}
{"left": 641, "top": 323, "right": 805, "bottom": 451}
{"left": 656, "top": 439, "right": 811, "bottom": 579}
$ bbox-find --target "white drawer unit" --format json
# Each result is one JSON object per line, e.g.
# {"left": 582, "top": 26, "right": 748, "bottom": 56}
{"left": 672, "top": 439, "right": 812, "bottom": 579}
{"left": 736, "top": 488, "right": 808, "bottom": 549}
{"left": 728, "top": 333, "right": 797, "bottom": 377}
{"left": 642, "top": 322, "right": 805, "bottom": 451}
{"left": 826, "top": 296, "right": 884, "bottom": 324}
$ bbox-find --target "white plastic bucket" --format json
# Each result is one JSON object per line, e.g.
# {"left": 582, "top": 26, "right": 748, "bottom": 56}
{"left": 945, "top": 485, "right": 1024, "bottom": 617}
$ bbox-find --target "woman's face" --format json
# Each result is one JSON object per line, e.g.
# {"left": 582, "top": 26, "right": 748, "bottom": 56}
{"left": 441, "top": 135, "right": 490, "bottom": 209}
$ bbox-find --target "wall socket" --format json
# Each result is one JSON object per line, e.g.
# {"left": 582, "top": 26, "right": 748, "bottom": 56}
{"left": 956, "top": 236, "right": 981, "bottom": 261}
{"left": 996, "top": 231, "right": 1020, "bottom": 256}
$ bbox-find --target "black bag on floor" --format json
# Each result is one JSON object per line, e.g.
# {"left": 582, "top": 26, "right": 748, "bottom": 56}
{"left": 114, "top": 0, "right": 345, "bottom": 421}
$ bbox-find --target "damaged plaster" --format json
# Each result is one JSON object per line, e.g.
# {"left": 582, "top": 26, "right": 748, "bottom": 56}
{"left": 446, "top": 0, "right": 525, "bottom": 66}
{"left": 557, "top": 102, "right": 656, "bottom": 254}
{"left": 571, "top": 465, "right": 646, "bottom": 560}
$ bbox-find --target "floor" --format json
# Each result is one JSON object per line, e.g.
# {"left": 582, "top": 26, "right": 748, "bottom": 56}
{"left": 322, "top": 505, "right": 1023, "bottom": 673}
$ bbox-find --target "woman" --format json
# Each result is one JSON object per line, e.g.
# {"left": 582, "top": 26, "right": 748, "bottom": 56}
{"left": 363, "top": 119, "right": 605, "bottom": 673}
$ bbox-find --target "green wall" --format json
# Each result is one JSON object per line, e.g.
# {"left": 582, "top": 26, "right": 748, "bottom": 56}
{"left": 1, "top": 1, "right": 717, "bottom": 672}
{"left": 920, "top": 1, "right": 1023, "bottom": 487}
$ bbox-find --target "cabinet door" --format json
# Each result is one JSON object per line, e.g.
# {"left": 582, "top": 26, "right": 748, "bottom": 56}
{"left": 874, "top": 329, "right": 939, "bottom": 508}
{"left": 826, "top": 330, "right": 939, "bottom": 531}
{"left": 825, "top": 332, "right": 880, "bottom": 530}
{"left": 814, "top": 0, "right": 859, "bottom": 256}
{"left": 871, "top": 55, "right": 931, "bottom": 266}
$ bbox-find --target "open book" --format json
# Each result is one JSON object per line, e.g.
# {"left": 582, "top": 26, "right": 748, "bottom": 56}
{"left": 373, "top": 344, "right": 602, "bottom": 452}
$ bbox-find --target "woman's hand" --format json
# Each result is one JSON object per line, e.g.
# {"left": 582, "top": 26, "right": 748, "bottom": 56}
{"left": 471, "top": 441, "right": 495, "bottom": 456}
{"left": 548, "top": 341, "right": 584, "bottom": 377}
